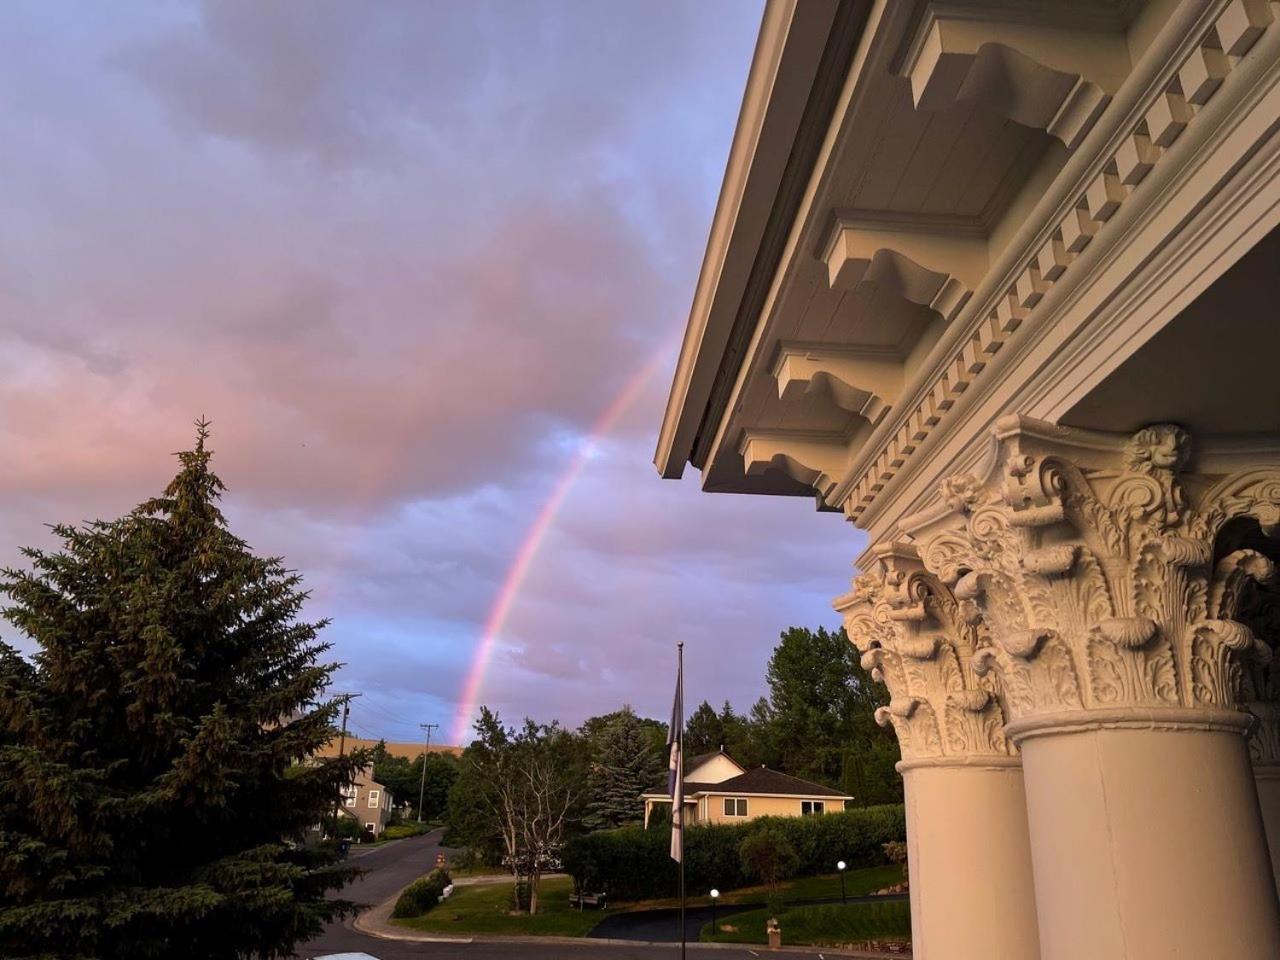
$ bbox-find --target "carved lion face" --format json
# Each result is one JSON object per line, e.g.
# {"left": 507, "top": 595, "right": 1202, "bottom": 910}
{"left": 1124, "top": 424, "right": 1189, "bottom": 474}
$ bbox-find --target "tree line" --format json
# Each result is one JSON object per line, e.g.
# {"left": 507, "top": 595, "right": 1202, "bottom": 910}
{"left": 443, "top": 623, "right": 902, "bottom": 905}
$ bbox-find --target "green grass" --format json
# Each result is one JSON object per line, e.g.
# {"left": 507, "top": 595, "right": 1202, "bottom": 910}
{"left": 614, "top": 863, "right": 904, "bottom": 912}
{"left": 375, "top": 821, "right": 432, "bottom": 843}
{"left": 702, "top": 899, "right": 911, "bottom": 946}
{"left": 394, "top": 875, "right": 603, "bottom": 937}
{"left": 446, "top": 863, "right": 509, "bottom": 878}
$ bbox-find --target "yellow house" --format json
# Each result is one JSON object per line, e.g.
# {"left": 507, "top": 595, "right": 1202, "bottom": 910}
{"left": 641, "top": 750, "right": 850, "bottom": 828}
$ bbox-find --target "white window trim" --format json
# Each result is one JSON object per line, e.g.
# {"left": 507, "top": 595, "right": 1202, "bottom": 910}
{"left": 723, "top": 797, "right": 748, "bottom": 817}
{"left": 367, "top": 789, "right": 380, "bottom": 808}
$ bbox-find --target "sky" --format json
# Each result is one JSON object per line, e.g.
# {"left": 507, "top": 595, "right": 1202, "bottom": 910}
{"left": 0, "top": 0, "right": 865, "bottom": 745}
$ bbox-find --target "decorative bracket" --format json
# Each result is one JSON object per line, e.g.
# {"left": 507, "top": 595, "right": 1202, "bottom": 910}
{"left": 900, "top": 5, "right": 1132, "bottom": 149}
{"left": 821, "top": 214, "right": 987, "bottom": 322}
{"left": 773, "top": 343, "right": 904, "bottom": 428}
{"left": 739, "top": 430, "right": 846, "bottom": 499}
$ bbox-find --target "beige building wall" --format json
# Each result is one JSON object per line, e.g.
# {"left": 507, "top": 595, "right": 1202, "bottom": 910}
{"left": 686, "top": 754, "right": 744, "bottom": 784}
{"left": 701, "top": 793, "right": 839, "bottom": 826}
{"left": 341, "top": 767, "right": 393, "bottom": 837}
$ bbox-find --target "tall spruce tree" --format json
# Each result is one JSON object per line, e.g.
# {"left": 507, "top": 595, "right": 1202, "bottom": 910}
{"left": 683, "top": 700, "right": 724, "bottom": 756}
{"left": 583, "top": 707, "right": 662, "bottom": 830}
{"left": 0, "top": 422, "right": 359, "bottom": 960}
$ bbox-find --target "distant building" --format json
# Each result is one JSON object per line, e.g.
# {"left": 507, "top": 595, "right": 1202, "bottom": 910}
{"left": 339, "top": 764, "right": 394, "bottom": 838}
{"left": 641, "top": 750, "right": 850, "bottom": 828}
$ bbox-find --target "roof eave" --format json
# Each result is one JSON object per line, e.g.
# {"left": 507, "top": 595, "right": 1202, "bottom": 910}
{"left": 655, "top": 0, "right": 850, "bottom": 479}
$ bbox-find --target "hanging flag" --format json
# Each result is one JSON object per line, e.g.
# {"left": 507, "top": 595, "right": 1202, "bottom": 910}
{"left": 667, "top": 643, "right": 684, "bottom": 863}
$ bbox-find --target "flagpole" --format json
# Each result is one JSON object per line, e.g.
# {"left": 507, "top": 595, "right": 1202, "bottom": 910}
{"left": 677, "top": 641, "right": 685, "bottom": 960}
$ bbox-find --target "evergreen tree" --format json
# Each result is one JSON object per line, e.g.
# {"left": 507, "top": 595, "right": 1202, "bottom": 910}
{"left": 0, "top": 422, "right": 359, "bottom": 959}
{"left": 683, "top": 700, "right": 724, "bottom": 756}
{"left": 583, "top": 707, "right": 662, "bottom": 830}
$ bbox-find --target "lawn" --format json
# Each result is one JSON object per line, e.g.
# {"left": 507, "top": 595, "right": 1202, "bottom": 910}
{"left": 391, "top": 865, "right": 906, "bottom": 940}
{"left": 614, "top": 863, "right": 904, "bottom": 912}
{"left": 702, "top": 899, "right": 911, "bottom": 946}
{"left": 394, "top": 875, "right": 603, "bottom": 937}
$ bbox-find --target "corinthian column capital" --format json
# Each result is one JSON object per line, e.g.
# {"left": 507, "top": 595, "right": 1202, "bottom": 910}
{"left": 834, "top": 541, "right": 1015, "bottom": 766}
{"left": 908, "top": 416, "right": 1280, "bottom": 741}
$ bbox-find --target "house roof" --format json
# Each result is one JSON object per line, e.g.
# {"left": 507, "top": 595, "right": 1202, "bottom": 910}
{"left": 706, "top": 766, "right": 850, "bottom": 798}
{"left": 685, "top": 750, "right": 726, "bottom": 770}
{"left": 643, "top": 766, "right": 850, "bottom": 800}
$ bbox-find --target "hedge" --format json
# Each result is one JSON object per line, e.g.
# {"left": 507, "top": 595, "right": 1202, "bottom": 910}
{"left": 563, "top": 804, "right": 905, "bottom": 901}
{"left": 382, "top": 821, "right": 430, "bottom": 841}
{"left": 390, "top": 868, "right": 452, "bottom": 919}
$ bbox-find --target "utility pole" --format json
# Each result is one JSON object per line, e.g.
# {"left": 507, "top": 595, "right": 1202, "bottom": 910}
{"left": 417, "top": 722, "right": 439, "bottom": 823}
{"left": 330, "top": 693, "right": 361, "bottom": 838}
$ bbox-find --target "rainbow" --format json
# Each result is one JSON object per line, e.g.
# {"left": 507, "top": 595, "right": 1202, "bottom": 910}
{"left": 450, "top": 344, "right": 675, "bottom": 744}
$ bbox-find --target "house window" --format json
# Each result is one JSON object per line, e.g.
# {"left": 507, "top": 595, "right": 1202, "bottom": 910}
{"left": 345, "top": 796, "right": 357, "bottom": 807}
{"left": 723, "top": 798, "right": 747, "bottom": 817}
{"left": 365, "top": 822, "right": 376, "bottom": 833}
{"left": 801, "top": 800, "right": 825, "bottom": 816}
{"left": 367, "top": 789, "right": 380, "bottom": 808}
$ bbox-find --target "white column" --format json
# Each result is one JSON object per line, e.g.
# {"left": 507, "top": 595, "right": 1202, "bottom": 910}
{"left": 1256, "top": 760, "right": 1280, "bottom": 895}
{"left": 1017, "top": 715, "right": 1274, "bottom": 957}
{"left": 902, "top": 759, "right": 1039, "bottom": 960}
{"left": 914, "top": 418, "right": 1280, "bottom": 960}
{"left": 837, "top": 544, "right": 1040, "bottom": 960}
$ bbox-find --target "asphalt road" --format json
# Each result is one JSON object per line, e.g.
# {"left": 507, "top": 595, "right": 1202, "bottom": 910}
{"left": 296, "top": 831, "right": 887, "bottom": 960}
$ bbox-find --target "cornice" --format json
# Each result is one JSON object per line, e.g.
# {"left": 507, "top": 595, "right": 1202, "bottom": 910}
{"left": 654, "top": 0, "right": 835, "bottom": 479}
{"left": 839, "top": 0, "right": 1278, "bottom": 530}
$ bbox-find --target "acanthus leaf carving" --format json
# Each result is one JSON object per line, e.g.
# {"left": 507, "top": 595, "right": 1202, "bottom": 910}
{"left": 913, "top": 419, "right": 1280, "bottom": 734}
{"left": 835, "top": 542, "right": 1015, "bottom": 763}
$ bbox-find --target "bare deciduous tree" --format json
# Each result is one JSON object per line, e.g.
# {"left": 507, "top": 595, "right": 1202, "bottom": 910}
{"left": 468, "top": 717, "right": 581, "bottom": 914}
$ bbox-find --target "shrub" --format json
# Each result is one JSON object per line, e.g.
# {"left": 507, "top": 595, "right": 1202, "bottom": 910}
{"left": 563, "top": 804, "right": 904, "bottom": 901}
{"left": 739, "top": 829, "right": 799, "bottom": 893}
{"left": 881, "top": 840, "right": 908, "bottom": 877}
{"left": 382, "top": 822, "right": 429, "bottom": 841}
{"left": 391, "top": 868, "right": 453, "bottom": 919}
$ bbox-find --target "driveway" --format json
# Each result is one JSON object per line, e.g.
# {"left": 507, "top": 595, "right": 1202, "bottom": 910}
{"left": 298, "top": 831, "right": 907, "bottom": 959}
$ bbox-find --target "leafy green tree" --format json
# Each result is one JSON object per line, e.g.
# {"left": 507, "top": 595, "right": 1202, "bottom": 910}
{"left": 763, "top": 626, "right": 899, "bottom": 800}
{"left": 445, "top": 707, "right": 509, "bottom": 862}
{"left": 414, "top": 753, "right": 459, "bottom": 820}
{"left": 370, "top": 744, "right": 458, "bottom": 821}
{"left": 0, "top": 422, "right": 358, "bottom": 960}
{"left": 583, "top": 706, "right": 663, "bottom": 830}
